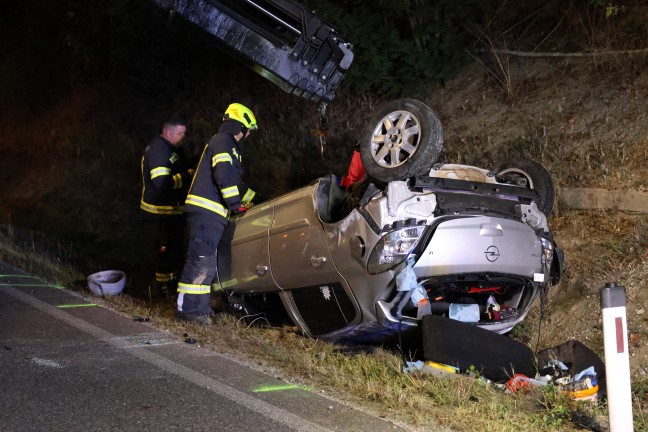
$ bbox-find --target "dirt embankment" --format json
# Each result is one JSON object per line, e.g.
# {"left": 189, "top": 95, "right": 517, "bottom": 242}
{"left": 424, "top": 57, "right": 648, "bottom": 381}
{"left": 1, "top": 5, "right": 647, "bottom": 384}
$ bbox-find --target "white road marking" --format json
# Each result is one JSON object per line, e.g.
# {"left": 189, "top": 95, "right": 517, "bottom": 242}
{"left": 2, "top": 285, "right": 333, "bottom": 432}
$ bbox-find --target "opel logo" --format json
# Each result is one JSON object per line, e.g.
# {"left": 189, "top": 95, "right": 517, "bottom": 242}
{"left": 484, "top": 245, "right": 500, "bottom": 262}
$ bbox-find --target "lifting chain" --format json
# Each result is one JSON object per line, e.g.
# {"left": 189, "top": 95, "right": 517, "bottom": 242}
{"left": 316, "top": 101, "right": 328, "bottom": 158}
{"left": 168, "top": 0, "right": 180, "bottom": 24}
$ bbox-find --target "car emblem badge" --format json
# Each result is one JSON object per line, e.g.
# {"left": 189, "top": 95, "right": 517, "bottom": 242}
{"left": 484, "top": 245, "right": 500, "bottom": 262}
{"left": 320, "top": 285, "right": 332, "bottom": 301}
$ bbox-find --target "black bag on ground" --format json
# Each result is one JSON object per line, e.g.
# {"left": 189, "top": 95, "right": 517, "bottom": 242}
{"left": 421, "top": 315, "right": 536, "bottom": 382}
{"left": 536, "top": 339, "right": 607, "bottom": 399}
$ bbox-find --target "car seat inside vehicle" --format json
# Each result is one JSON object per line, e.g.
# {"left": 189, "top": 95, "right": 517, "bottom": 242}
{"left": 317, "top": 175, "right": 376, "bottom": 223}
{"left": 316, "top": 174, "right": 349, "bottom": 223}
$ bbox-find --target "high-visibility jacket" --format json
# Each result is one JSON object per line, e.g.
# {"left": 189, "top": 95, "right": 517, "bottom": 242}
{"left": 140, "top": 136, "right": 192, "bottom": 215}
{"left": 184, "top": 121, "right": 255, "bottom": 223}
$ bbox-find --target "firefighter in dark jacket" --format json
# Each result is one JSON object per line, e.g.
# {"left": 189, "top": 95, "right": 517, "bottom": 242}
{"left": 176, "top": 103, "right": 257, "bottom": 324}
{"left": 140, "top": 117, "right": 194, "bottom": 297}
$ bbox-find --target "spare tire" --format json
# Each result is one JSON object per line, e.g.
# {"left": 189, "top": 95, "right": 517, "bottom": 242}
{"left": 361, "top": 98, "right": 443, "bottom": 183}
{"left": 493, "top": 158, "right": 555, "bottom": 216}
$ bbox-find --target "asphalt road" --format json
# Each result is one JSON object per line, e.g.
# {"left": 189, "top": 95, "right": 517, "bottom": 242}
{"left": 0, "top": 261, "right": 413, "bottom": 432}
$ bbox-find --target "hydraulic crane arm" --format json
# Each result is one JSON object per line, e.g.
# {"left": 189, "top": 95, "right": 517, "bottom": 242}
{"left": 150, "top": 0, "right": 354, "bottom": 103}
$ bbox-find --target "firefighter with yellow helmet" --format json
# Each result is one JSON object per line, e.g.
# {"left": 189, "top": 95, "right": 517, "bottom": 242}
{"left": 176, "top": 103, "right": 257, "bottom": 324}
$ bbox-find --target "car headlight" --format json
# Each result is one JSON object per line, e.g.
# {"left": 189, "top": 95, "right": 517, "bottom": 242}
{"left": 367, "top": 225, "right": 426, "bottom": 274}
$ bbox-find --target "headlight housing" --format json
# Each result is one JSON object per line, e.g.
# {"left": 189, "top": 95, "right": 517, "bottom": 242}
{"left": 540, "top": 237, "right": 554, "bottom": 266}
{"left": 367, "top": 225, "right": 426, "bottom": 274}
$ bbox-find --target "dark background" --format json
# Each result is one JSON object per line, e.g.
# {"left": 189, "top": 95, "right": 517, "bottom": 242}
{"left": 1, "top": 0, "right": 645, "bottom": 276}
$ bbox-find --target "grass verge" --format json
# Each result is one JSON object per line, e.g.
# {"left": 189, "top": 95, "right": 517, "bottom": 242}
{"left": 0, "top": 223, "right": 617, "bottom": 432}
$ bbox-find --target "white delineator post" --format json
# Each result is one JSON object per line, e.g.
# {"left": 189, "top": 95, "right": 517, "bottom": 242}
{"left": 600, "top": 282, "right": 634, "bottom": 432}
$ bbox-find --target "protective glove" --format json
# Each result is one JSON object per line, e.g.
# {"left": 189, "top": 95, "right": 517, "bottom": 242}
{"left": 232, "top": 203, "right": 253, "bottom": 215}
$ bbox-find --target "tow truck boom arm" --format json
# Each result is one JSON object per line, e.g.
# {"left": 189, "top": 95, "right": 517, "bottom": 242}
{"left": 151, "top": 0, "right": 354, "bottom": 103}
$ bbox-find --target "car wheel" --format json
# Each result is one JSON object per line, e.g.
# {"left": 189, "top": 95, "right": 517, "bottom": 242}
{"left": 361, "top": 98, "right": 443, "bottom": 182}
{"left": 493, "top": 158, "right": 555, "bottom": 216}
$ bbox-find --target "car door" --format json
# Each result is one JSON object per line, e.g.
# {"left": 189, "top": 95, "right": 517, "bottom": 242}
{"left": 269, "top": 180, "right": 358, "bottom": 336}
{"left": 216, "top": 200, "right": 276, "bottom": 292}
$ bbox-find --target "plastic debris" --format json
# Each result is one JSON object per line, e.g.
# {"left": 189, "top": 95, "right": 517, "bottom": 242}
{"left": 574, "top": 366, "right": 596, "bottom": 381}
{"left": 416, "top": 298, "right": 432, "bottom": 318}
{"left": 403, "top": 360, "right": 425, "bottom": 373}
{"left": 485, "top": 295, "right": 501, "bottom": 320}
{"left": 505, "top": 374, "right": 548, "bottom": 393}
{"left": 544, "top": 359, "right": 569, "bottom": 373}
{"left": 538, "top": 357, "right": 600, "bottom": 401}
{"left": 423, "top": 361, "right": 458, "bottom": 376}
{"left": 395, "top": 256, "right": 431, "bottom": 317}
{"left": 403, "top": 360, "right": 459, "bottom": 377}
{"left": 449, "top": 303, "right": 480, "bottom": 322}
{"left": 395, "top": 256, "right": 418, "bottom": 292}
{"left": 410, "top": 285, "right": 428, "bottom": 305}
{"left": 559, "top": 367, "right": 599, "bottom": 401}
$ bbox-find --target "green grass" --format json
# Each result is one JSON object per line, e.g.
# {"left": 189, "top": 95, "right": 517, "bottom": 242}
{"left": 0, "top": 225, "right": 84, "bottom": 286}
{"left": 0, "top": 226, "right": 613, "bottom": 432}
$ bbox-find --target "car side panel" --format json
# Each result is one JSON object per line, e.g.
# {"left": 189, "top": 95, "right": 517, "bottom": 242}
{"left": 269, "top": 185, "right": 339, "bottom": 289}
{"left": 321, "top": 210, "right": 395, "bottom": 326}
{"left": 269, "top": 181, "right": 360, "bottom": 336}
{"left": 216, "top": 200, "right": 276, "bottom": 292}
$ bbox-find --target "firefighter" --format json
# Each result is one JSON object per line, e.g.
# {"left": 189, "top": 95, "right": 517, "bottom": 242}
{"left": 176, "top": 103, "right": 257, "bottom": 325}
{"left": 140, "top": 117, "right": 194, "bottom": 298}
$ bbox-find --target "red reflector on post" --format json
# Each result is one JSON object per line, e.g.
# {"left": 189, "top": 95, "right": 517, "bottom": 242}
{"left": 615, "top": 317, "right": 624, "bottom": 354}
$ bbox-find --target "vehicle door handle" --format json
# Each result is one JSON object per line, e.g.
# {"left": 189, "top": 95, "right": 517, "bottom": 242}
{"left": 256, "top": 265, "right": 269, "bottom": 276}
{"left": 308, "top": 256, "right": 327, "bottom": 267}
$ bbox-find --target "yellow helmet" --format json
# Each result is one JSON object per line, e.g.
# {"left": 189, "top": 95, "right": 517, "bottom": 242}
{"left": 224, "top": 103, "right": 258, "bottom": 130}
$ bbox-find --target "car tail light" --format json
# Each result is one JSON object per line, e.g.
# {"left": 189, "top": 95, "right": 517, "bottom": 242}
{"left": 539, "top": 237, "right": 555, "bottom": 283}
{"left": 367, "top": 226, "right": 426, "bottom": 274}
{"left": 540, "top": 237, "right": 554, "bottom": 266}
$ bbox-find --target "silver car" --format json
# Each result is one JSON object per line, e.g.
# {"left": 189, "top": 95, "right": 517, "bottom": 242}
{"left": 215, "top": 99, "right": 563, "bottom": 342}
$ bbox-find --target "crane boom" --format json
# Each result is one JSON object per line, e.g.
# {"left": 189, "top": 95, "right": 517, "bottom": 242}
{"left": 151, "top": 0, "right": 354, "bottom": 103}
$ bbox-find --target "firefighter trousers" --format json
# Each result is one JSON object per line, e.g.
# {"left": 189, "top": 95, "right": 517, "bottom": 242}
{"left": 176, "top": 212, "right": 226, "bottom": 319}
{"left": 144, "top": 213, "right": 185, "bottom": 294}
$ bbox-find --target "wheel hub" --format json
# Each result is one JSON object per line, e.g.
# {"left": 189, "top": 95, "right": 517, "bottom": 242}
{"left": 387, "top": 130, "right": 401, "bottom": 148}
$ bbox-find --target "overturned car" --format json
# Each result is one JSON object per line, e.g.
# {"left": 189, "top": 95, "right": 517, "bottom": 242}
{"left": 215, "top": 99, "right": 564, "bottom": 343}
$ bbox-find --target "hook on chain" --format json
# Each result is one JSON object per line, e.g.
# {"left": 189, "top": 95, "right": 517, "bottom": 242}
{"left": 316, "top": 102, "right": 328, "bottom": 158}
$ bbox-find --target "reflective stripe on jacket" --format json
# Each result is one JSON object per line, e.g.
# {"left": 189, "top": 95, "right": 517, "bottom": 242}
{"left": 141, "top": 136, "right": 191, "bottom": 215}
{"left": 184, "top": 121, "right": 255, "bottom": 223}
{"left": 177, "top": 282, "right": 211, "bottom": 295}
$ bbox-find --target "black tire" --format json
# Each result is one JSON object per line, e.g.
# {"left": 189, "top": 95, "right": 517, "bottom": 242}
{"left": 361, "top": 98, "right": 443, "bottom": 182}
{"left": 421, "top": 315, "right": 536, "bottom": 383}
{"left": 493, "top": 158, "right": 555, "bottom": 216}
